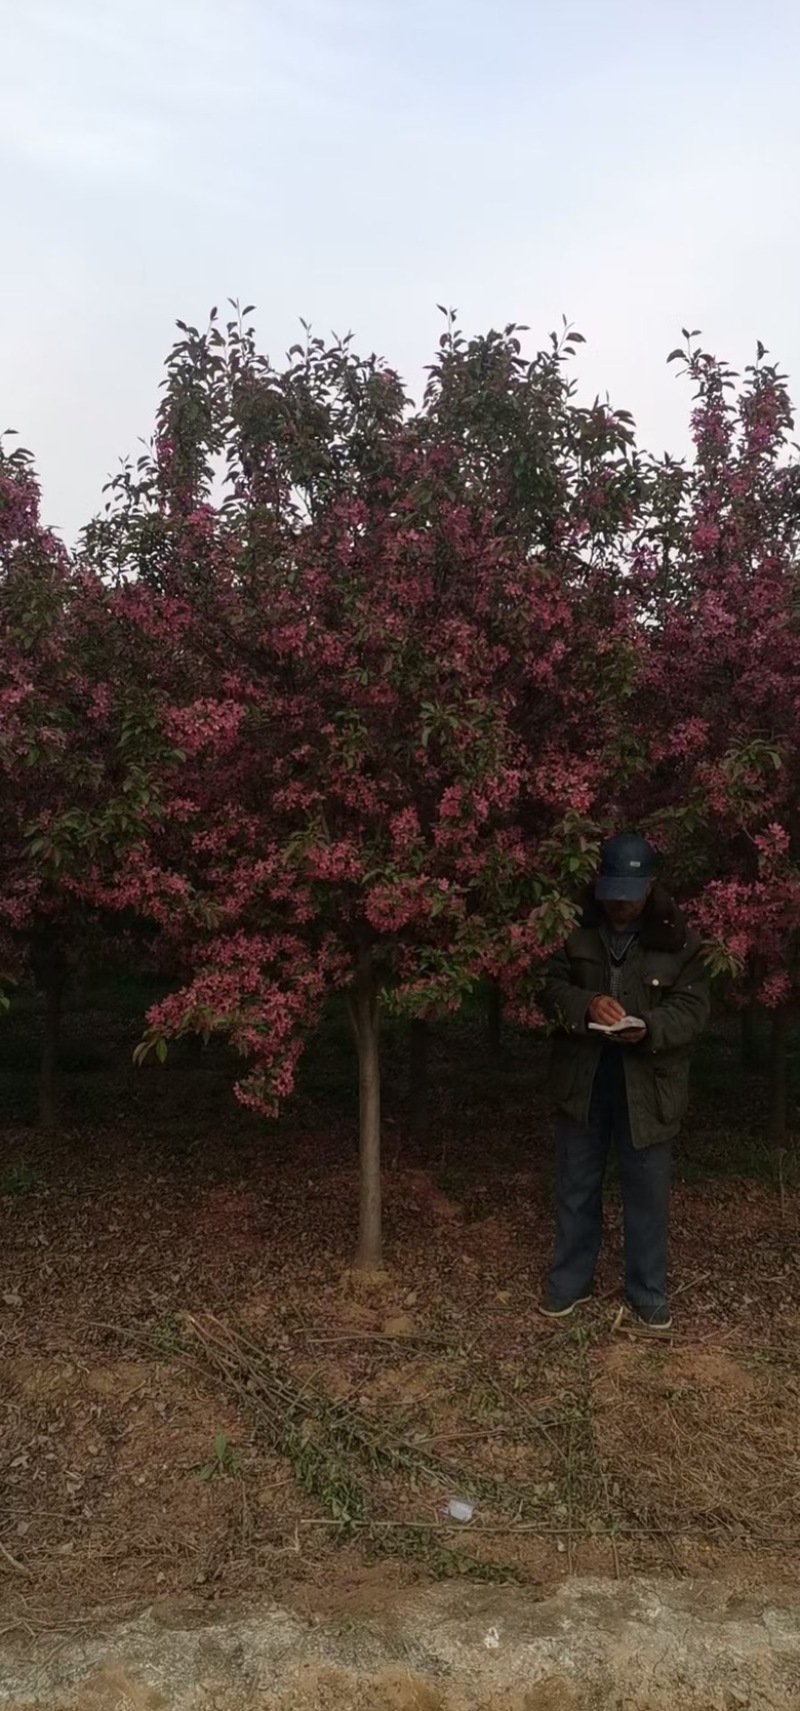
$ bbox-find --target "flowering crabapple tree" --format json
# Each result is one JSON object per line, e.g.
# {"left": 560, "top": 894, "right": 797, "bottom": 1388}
{"left": 0, "top": 435, "right": 183, "bottom": 1126}
{"left": 420, "top": 310, "right": 646, "bottom": 1056}
{"left": 0, "top": 434, "right": 96, "bottom": 1124}
{"left": 87, "top": 307, "right": 644, "bottom": 1267}
{"left": 629, "top": 336, "right": 800, "bottom": 1148}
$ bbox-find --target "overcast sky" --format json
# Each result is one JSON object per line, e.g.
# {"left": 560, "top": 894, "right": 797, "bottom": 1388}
{"left": 2, "top": 0, "right": 799, "bottom": 541}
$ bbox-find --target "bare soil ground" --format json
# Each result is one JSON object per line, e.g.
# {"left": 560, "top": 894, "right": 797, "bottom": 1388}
{"left": 4, "top": 1577, "right": 800, "bottom": 1710}
{"left": 0, "top": 986, "right": 799, "bottom": 1646}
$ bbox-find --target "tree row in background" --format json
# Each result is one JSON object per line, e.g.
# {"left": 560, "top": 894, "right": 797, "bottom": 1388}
{"left": 3, "top": 309, "right": 800, "bottom": 1265}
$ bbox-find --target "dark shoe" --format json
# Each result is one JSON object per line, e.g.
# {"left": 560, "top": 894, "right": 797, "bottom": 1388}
{"left": 627, "top": 1301, "right": 672, "bottom": 1332}
{"left": 538, "top": 1291, "right": 591, "bottom": 1320}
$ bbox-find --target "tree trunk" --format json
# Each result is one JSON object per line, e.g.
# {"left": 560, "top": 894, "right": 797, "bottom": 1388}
{"left": 768, "top": 1006, "right": 789, "bottom": 1159}
{"left": 408, "top": 1018, "right": 429, "bottom": 1135}
{"left": 740, "top": 997, "right": 762, "bottom": 1072}
{"left": 348, "top": 947, "right": 382, "bottom": 1271}
{"left": 32, "top": 930, "right": 66, "bottom": 1133}
{"left": 39, "top": 973, "right": 61, "bottom": 1131}
{"left": 486, "top": 980, "right": 503, "bottom": 1058}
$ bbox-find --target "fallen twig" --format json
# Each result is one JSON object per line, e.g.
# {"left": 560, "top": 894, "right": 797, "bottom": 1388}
{"left": 672, "top": 1271, "right": 712, "bottom": 1299}
{"left": 301, "top": 1331, "right": 454, "bottom": 1347}
{"left": 0, "top": 1539, "right": 31, "bottom": 1577}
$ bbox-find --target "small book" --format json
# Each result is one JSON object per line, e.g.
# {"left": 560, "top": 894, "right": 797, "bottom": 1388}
{"left": 588, "top": 1016, "right": 645, "bottom": 1035}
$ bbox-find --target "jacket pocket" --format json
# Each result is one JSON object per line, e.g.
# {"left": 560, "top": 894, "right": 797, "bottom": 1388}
{"left": 654, "top": 1060, "right": 690, "bottom": 1127}
{"left": 549, "top": 1041, "right": 578, "bottom": 1105}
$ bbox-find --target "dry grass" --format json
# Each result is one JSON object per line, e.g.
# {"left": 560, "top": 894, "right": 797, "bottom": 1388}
{"left": 2, "top": 1260, "right": 800, "bottom": 1626}
{"left": 1, "top": 992, "right": 800, "bottom": 1624}
{"left": 592, "top": 1341, "right": 800, "bottom": 1547}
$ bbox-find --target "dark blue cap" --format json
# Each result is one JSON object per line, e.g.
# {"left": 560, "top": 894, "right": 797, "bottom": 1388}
{"left": 595, "top": 834, "right": 659, "bottom": 902}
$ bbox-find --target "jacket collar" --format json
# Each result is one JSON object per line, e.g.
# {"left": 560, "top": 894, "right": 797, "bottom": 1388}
{"left": 579, "top": 883, "right": 689, "bottom": 955}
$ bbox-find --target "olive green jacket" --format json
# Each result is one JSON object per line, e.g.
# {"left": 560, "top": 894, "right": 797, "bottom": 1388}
{"left": 540, "top": 887, "right": 711, "bottom": 1149}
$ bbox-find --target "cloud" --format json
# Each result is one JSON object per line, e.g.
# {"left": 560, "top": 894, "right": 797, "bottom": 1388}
{"left": 0, "top": 0, "right": 389, "bottom": 188}
{"left": 0, "top": 0, "right": 279, "bottom": 186}
{"left": 3, "top": 0, "right": 800, "bottom": 543}
{"left": 0, "top": 97, "right": 163, "bottom": 182}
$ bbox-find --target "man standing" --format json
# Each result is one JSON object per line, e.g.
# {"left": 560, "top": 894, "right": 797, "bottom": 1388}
{"left": 539, "top": 834, "right": 710, "bottom": 1330}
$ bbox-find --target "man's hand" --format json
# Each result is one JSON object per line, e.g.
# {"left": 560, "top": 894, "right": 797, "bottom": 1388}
{"left": 587, "top": 995, "right": 647, "bottom": 1045}
{"left": 587, "top": 996, "right": 625, "bottom": 1028}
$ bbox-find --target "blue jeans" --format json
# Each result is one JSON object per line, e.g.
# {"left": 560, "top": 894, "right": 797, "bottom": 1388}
{"left": 549, "top": 1049, "right": 671, "bottom": 1311}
